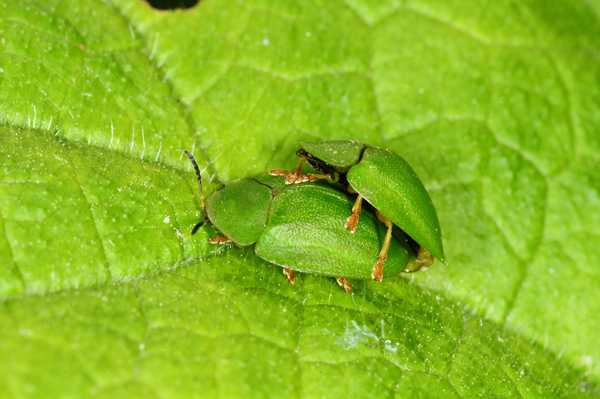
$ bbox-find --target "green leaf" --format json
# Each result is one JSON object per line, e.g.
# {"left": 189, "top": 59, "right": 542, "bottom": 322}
{"left": 1, "top": 0, "right": 600, "bottom": 397}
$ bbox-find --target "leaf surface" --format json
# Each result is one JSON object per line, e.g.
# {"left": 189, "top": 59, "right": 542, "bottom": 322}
{"left": 1, "top": 0, "right": 600, "bottom": 397}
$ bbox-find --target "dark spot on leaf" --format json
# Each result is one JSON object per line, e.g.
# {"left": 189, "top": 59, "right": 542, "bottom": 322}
{"left": 143, "top": 0, "right": 199, "bottom": 10}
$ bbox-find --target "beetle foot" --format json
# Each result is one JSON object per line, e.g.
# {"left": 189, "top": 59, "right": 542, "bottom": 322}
{"left": 272, "top": 171, "right": 330, "bottom": 185}
{"left": 345, "top": 194, "right": 363, "bottom": 233}
{"left": 344, "top": 214, "right": 359, "bottom": 233}
{"left": 295, "top": 173, "right": 336, "bottom": 184}
{"left": 407, "top": 247, "right": 435, "bottom": 272}
{"left": 371, "top": 260, "right": 384, "bottom": 281}
{"left": 336, "top": 278, "right": 352, "bottom": 293}
{"left": 294, "top": 174, "right": 312, "bottom": 183}
{"left": 283, "top": 268, "right": 296, "bottom": 284}
{"left": 209, "top": 235, "right": 232, "bottom": 244}
{"left": 297, "top": 173, "right": 321, "bottom": 183}
{"left": 272, "top": 156, "right": 306, "bottom": 184}
{"left": 270, "top": 169, "right": 302, "bottom": 184}
{"left": 284, "top": 174, "right": 302, "bottom": 184}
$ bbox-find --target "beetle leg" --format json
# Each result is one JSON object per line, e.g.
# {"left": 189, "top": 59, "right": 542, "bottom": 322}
{"left": 269, "top": 168, "right": 289, "bottom": 176}
{"left": 372, "top": 212, "right": 393, "bottom": 281}
{"left": 283, "top": 268, "right": 296, "bottom": 284}
{"left": 403, "top": 247, "right": 435, "bottom": 273}
{"left": 344, "top": 194, "right": 363, "bottom": 233}
{"left": 269, "top": 157, "right": 306, "bottom": 184}
{"left": 336, "top": 278, "right": 352, "bottom": 293}
{"left": 209, "top": 235, "right": 232, "bottom": 244}
{"left": 294, "top": 172, "right": 339, "bottom": 184}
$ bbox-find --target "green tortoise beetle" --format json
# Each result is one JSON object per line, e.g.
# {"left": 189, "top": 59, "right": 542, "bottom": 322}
{"left": 270, "top": 140, "right": 446, "bottom": 279}
{"left": 185, "top": 150, "right": 422, "bottom": 292}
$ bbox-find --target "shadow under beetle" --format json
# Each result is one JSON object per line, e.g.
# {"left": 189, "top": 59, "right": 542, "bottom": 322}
{"left": 270, "top": 140, "right": 446, "bottom": 281}
{"left": 186, "top": 150, "right": 426, "bottom": 292}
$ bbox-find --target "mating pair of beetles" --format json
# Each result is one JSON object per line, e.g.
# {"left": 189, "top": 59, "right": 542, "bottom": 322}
{"left": 186, "top": 140, "right": 445, "bottom": 293}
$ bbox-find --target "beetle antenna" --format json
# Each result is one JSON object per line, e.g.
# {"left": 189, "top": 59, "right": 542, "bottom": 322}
{"left": 185, "top": 150, "right": 207, "bottom": 234}
{"left": 191, "top": 221, "right": 204, "bottom": 235}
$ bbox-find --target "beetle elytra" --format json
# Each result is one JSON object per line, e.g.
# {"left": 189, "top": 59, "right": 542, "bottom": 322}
{"left": 186, "top": 150, "right": 423, "bottom": 292}
{"left": 270, "top": 140, "right": 445, "bottom": 280}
